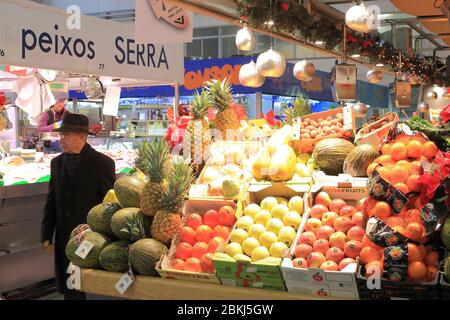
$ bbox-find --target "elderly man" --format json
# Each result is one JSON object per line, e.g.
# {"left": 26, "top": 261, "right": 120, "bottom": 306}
{"left": 41, "top": 114, "right": 116, "bottom": 300}
{"left": 38, "top": 97, "right": 70, "bottom": 153}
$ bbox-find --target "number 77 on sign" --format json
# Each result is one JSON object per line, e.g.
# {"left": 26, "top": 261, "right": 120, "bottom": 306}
{"left": 148, "top": 0, "right": 190, "bottom": 29}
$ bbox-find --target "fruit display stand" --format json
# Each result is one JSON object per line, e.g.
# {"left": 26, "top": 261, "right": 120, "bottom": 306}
{"left": 354, "top": 113, "right": 399, "bottom": 148}
{"left": 313, "top": 172, "right": 368, "bottom": 189}
{"left": 212, "top": 183, "right": 313, "bottom": 292}
{"left": 281, "top": 186, "right": 368, "bottom": 299}
{"left": 78, "top": 269, "right": 348, "bottom": 300}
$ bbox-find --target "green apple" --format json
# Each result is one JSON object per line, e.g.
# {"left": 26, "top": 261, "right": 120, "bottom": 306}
{"left": 251, "top": 246, "right": 270, "bottom": 262}
{"left": 229, "top": 228, "right": 249, "bottom": 245}
{"left": 277, "top": 226, "right": 297, "bottom": 246}
{"left": 249, "top": 224, "right": 266, "bottom": 239}
{"left": 270, "top": 242, "right": 289, "bottom": 258}
{"left": 266, "top": 218, "right": 285, "bottom": 235}
{"left": 271, "top": 204, "right": 289, "bottom": 220}
{"left": 288, "top": 196, "right": 304, "bottom": 214}
{"left": 236, "top": 216, "right": 254, "bottom": 232}
{"left": 283, "top": 211, "right": 302, "bottom": 230}
{"left": 242, "top": 237, "right": 260, "bottom": 256}
{"left": 254, "top": 210, "right": 272, "bottom": 225}
{"left": 224, "top": 242, "right": 242, "bottom": 257}
{"left": 260, "top": 197, "right": 278, "bottom": 212}
{"left": 233, "top": 253, "right": 252, "bottom": 262}
{"left": 243, "top": 203, "right": 260, "bottom": 219}
{"left": 259, "top": 231, "right": 278, "bottom": 248}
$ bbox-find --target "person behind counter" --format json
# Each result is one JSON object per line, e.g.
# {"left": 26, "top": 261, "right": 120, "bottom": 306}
{"left": 41, "top": 114, "right": 116, "bottom": 300}
{"left": 38, "top": 97, "right": 70, "bottom": 153}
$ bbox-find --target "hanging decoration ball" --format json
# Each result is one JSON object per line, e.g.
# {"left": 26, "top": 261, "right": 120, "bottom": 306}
{"left": 235, "top": 25, "right": 256, "bottom": 51}
{"left": 418, "top": 102, "right": 430, "bottom": 113}
{"left": 426, "top": 91, "right": 438, "bottom": 102}
{"left": 293, "top": 60, "right": 316, "bottom": 82}
{"left": 239, "top": 61, "right": 265, "bottom": 88}
{"left": 352, "top": 101, "right": 369, "bottom": 117}
{"left": 345, "top": 3, "right": 374, "bottom": 33}
{"left": 366, "top": 69, "right": 383, "bottom": 84}
{"left": 256, "top": 48, "right": 286, "bottom": 78}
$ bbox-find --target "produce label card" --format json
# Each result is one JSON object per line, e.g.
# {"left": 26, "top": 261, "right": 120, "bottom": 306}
{"left": 115, "top": 271, "right": 134, "bottom": 295}
{"left": 74, "top": 240, "right": 94, "bottom": 260}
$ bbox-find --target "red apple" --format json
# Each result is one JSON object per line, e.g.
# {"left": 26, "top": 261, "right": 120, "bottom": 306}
{"left": 352, "top": 211, "right": 367, "bottom": 228}
{"left": 313, "top": 239, "right": 330, "bottom": 255}
{"left": 200, "top": 253, "right": 215, "bottom": 273}
{"left": 294, "top": 244, "right": 314, "bottom": 258}
{"left": 218, "top": 206, "right": 236, "bottom": 226}
{"left": 292, "top": 257, "right": 308, "bottom": 269}
{"left": 339, "top": 205, "right": 357, "bottom": 218}
{"left": 307, "top": 252, "right": 327, "bottom": 268}
{"left": 316, "top": 225, "right": 335, "bottom": 240}
{"left": 322, "top": 212, "right": 339, "bottom": 227}
{"left": 329, "top": 231, "right": 347, "bottom": 250}
{"left": 326, "top": 247, "right": 345, "bottom": 263}
{"left": 329, "top": 199, "right": 347, "bottom": 214}
{"left": 310, "top": 204, "right": 328, "bottom": 220}
{"left": 320, "top": 261, "right": 339, "bottom": 271}
{"left": 203, "top": 210, "right": 220, "bottom": 228}
{"left": 186, "top": 214, "right": 203, "bottom": 230}
{"left": 344, "top": 240, "right": 362, "bottom": 259}
{"left": 315, "top": 191, "right": 332, "bottom": 208}
{"left": 339, "top": 258, "right": 356, "bottom": 271}
{"left": 347, "top": 226, "right": 365, "bottom": 242}
{"left": 298, "top": 231, "right": 317, "bottom": 246}
{"left": 333, "top": 216, "right": 354, "bottom": 233}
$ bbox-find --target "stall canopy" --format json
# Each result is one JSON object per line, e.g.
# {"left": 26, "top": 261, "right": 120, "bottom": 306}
{"left": 70, "top": 57, "right": 389, "bottom": 108}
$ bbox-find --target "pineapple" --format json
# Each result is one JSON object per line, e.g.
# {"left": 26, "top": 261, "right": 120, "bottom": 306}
{"left": 121, "top": 213, "right": 152, "bottom": 242}
{"left": 134, "top": 141, "right": 151, "bottom": 176}
{"left": 140, "top": 139, "right": 171, "bottom": 217}
{"left": 206, "top": 78, "right": 240, "bottom": 140}
{"left": 185, "top": 90, "right": 212, "bottom": 164}
{"left": 284, "top": 95, "right": 311, "bottom": 125}
{"left": 151, "top": 158, "right": 194, "bottom": 245}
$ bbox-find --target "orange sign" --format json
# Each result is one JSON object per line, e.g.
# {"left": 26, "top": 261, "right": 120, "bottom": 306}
{"left": 184, "top": 63, "right": 242, "bottom": 91}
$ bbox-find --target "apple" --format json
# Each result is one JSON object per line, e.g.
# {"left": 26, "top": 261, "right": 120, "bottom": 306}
{"left": 339, "top": 258, "right": 356, "bottom": 271}
{"left": 242, "top": 237, "right": 260, "bottom": 256}
{"left": 251, "top": 246, "right": 270, "bottom": 262}
{"left": 333, "top": 216, "right": 353, "bottom": 233}
{"left": 288, "top": 196, "right": 304, "bottom": 214}
{"left": 244, "top": 203, "right": 260, "bottom": 219}
{"left": 270, "top": 242, "right": 289, "bottom": 258}
{"left": 224, "top": 242, "right": 243, "bottom": 257}
{"left": 316, "top": 225, "right": 335, "bottom": 240}
{"left": 204, "top": 210, "right": 220, "bottom": 228}
{"left": 326, "top": 247, "right": 345, "bottom": 263}
{"left": 271, "top": 204, "right": 289, "bottom": 220}
{"left": 344, "top": 240, "right": 362, "bottom": 259}
{"left": 298, "top": 231, "right": 317, "bottom": 246}
{"left": 236, "top": 216, "right": 254, "bottom": 232}
{"left": 186, "top": 213, "right": 203, "bottom": 230}
{"left": 352, "top": 211, "right": 367, "bottom": 228}
{"left": 192, "top": 242, "right": 209, "bottom": 259}
{"left": 171, "top": 259, "right": 186, "bottom": 271}
{"left": 266, "top": 218, "right": 285, "bottom": 234}
{"left": 304, "top": 218, "right": 323, "bottom": 233}
{"left": 277, "top": 226, "right": 296, "bottom": 246}
{"left": 180, "top": 226, "right": 196, "bottom": 245}
{"left": 218, "top": 206, "right": 236, "bottom": 226}
{"left": 315, "top": 191, "right": 332, "bottom": 208}
{"left": 283, "top": 211, "right": 302, "bottom": 230}
{"left": 320, "top": 261, "right": 339, "bottom": 271}
{"left": 292, "top": 257, "right": 308, "bottom": 268}
{"left": 249, "top": 224, "right": 266, "bottom": 239}
{"left": 329, "top": 231, "right": 347, "bottom": 250}
{"left": 207, "top": 237, "right": 226, "bottom": 253}
{"left": 196, "top": 225, "right": 213, "bottom": 243}
{"left": 347, "top": 226, "right": 365, "bottom": 242}
{"left": 254, "top": 210, "right": 272, "bottom": 225}
{"left": 260, "top": 197, "right": 278, "bottom": 212}
{"left": 229, "top": 228, "right": 249, "bottom": 245}
{"left": 200, "top": 253, "right": 215, "bottom": 273}
{"left": 310, "top": 204, "right": 328, "bottom": 220}
{"left": 356, "top": 197, "right": 368, "bottom": 211}
{"left": 322, "top": 212, "right": 339, "bottom": 227}
{"left": 175, "top": 242, "right": 193, "bottom": 260}
{"left": 212, "top": 225, "right": 231, "bottom": 240}
{"left": 307, "top": 252, "right": 327, "bottom": 268}
{"left": 294, "top": 244, "right": 313, "bottom": 258}
{"left": 329, "top": 199, "right": 347, "bottom": 214}
{"left": 313, "top": 239, "right": 330, "bottom": 255}
{"left": 259, "top": 231, "right": 278, "bottom": 248}
{"left": 184, "top": 257, "right": 202, "bottom": 273}
{"left": 339, "top": 205, "right": 357, "bottom": 218}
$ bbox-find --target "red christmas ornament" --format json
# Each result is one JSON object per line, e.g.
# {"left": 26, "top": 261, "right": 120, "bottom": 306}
{"left": 279, "top": 2, "right": 289, "bottom": 12}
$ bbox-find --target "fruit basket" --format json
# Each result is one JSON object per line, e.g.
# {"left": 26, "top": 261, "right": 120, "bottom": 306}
{"left": 156, "top": 199, "right": 237, "bottom": 284}
{"left": 281, "top": 186, "right": 368, "bottom": 299}
{"left": 212, "top": 183, "right": 313, "bottom": 291}
{"left": 292, "top": 107, "right": 355, "bottom": 154}
{"left": 189, "top": 141, "right": 261, "bottom": 200}
{"left": 354, "top": 113, "right": 399, "bottom": 148}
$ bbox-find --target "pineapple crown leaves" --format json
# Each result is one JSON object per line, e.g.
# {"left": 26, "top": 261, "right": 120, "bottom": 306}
{"left": 205, "top": 78, "right": 233, "bottom": 112}
{"left": 190, "top": 90, "right": 211, "bottom": 119}
{"left": 146, "top": 138, "right": 172, "bottom": 183}
{"left": 134, "top": 141, "right": 152, "bottom": 176}
{"left": 120, "top": 213, "right": 152, "bottom": 242}
{"left": 284, "top": 95, "right": 311, "bottom": 125}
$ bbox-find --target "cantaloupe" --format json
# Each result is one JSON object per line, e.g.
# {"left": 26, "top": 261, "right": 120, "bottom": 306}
{"left": 313, "top": 138, "right": 355, "bottom": 175}
{"left": 343, "top": 144, "right": 380, "bottom": 177}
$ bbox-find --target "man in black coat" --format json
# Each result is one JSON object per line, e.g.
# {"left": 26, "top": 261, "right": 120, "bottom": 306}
{"left": 41, "top": 114, "right": 116, "bottom": 300}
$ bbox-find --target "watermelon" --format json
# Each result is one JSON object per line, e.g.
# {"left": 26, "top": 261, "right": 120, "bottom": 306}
{"left": 69, "top": 224, "right": 90, "bottom": 239}
{"left": 99, "top": 241, "right": 130, "bottom": 273}
{"left": 441, "top": 217, "right": 450, "bottom": 250}
{"left": 114, "top": 176, "right": 145, "bottom": 208}
{"left": 87, "top": 202, "right": 122, "bottom": 238}
{"left": 129, "top": 239, "right": 167, "bottom": 276}
{"left": 65, "top": 231, "right": 111, "bottom": 269}
{"left": 111, "top": 208, "right": 144, "bottom": 240}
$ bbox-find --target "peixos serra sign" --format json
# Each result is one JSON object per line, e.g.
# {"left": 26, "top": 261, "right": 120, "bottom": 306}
{"left": 0, "top": 0, "right": 184, "bottom": 83}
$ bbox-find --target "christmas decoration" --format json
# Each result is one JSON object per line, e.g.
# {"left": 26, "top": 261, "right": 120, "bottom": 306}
{"left": 366, "top": 69, "right": 383, "bottom": 84}
{"left": 256, "top": 48, "right": 286, "bottom": 78}
{"left": 235, "top": 25, "right": 256, "bottom": 51}
{"left": 345, "top": 3, "right": 373, "bottom": 33}
{"left": 293, "top": 60, "right": 316, "bottom": 82}
{"left": 239, "top": 61, "right": 265, "bottom": 88}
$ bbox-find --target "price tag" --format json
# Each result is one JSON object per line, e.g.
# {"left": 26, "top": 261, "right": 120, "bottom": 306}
{"left": 74, "top": 240, "right": 94, "bottom": 259}
{"left": 292, "top": 118, "right": 301, "bottom": 140}
{"left": 114, "top": 270, "right": 134, "bottom": 295}
{"left": 343, "top": 106, "right": 353, "bottom": 130}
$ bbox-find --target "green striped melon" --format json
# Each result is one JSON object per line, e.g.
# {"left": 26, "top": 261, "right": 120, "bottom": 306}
{"left": 114, "top": 176, "right": 145, "bottom": 208}
{"left": 99, "top": 240, "right": 130, "bottom": 273}
{"left": 129, "top": 239, "right": 167, "bottom": 276}
{"left": 87, "top": 202, "right": 122, "bottom": 238}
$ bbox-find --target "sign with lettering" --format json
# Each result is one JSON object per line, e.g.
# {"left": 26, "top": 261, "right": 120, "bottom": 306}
{"left": 0, "top": 0, "right": 183, "bottom": 82}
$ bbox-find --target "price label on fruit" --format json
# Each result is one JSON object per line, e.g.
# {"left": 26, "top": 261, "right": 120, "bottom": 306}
{"left": 74, "top": 240, "right": 94, "bottom": 259}
{"left": 343, "top": 106, "right": 353, "bottom": 130}
{"left": 114, "top": 270, "right": 134, "bottom": 295}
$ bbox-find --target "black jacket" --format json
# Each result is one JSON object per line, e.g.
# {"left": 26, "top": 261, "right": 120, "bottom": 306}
{"left": 41, "top": 143, "right": 115, "bottom": 293}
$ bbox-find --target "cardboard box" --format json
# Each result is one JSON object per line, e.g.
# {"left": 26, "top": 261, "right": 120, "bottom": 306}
{"left": 212, "top": 183, "right": 314, "bottom": 291}
{"left": 354, "top": 113, "right": 399, "bottom": 148}
{"left": 156, "top": 199, "right": 236, "bottom": 284}
{"left": 281, "top": 186, "right": 368, "bottom": 299}
{"left": 312, "top": 172, "right": 368, "bottom": 188}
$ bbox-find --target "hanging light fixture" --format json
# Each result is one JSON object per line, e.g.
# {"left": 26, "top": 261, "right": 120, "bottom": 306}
{"left": 443, "top": 90, "right": 450, "bottom": 99}
{"left": 345, "top": 1, "right": 376, "bottom": 33}
{"left": 239, "top": 61, "right": 265, "bottom": 88}
{"left": 352, "top": 101, "right": 369, "bottom": 117}
{"left": 366, "top": 69, "right": 383, "bottom": 84}
{"left": 418, "top": 102, "right": 430, "bottom": 113}
{"left": 256, "top": 48, "right": 286, "bottom": 78}
{"left": 426, "top": 90, "right": 438, "bottom": 102}
{"left": 235, "top": 24, "right": 256, "bottom": 51}
{"left": 293, "top": 60, "right": 316, "bottom": 82}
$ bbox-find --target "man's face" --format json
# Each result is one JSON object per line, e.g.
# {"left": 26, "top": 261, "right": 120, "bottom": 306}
{"left": 54, "top": 100, "right": 66, "bottom": 113}
{"left": 60, "top": 132, "right": 86, "bottom": 154}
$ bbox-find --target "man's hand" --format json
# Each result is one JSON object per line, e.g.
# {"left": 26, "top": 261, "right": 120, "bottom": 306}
{"left": 43, "top": 241, "right": 54, "bottom": 255}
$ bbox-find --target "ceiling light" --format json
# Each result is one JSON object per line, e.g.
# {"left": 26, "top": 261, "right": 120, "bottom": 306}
{"left": 376, "top": 63, "right": 384, "bottom": 67}
{"left": 315, "top": 40, "right": 324, "bottom": 45}
{"left": 351, "top": 54, "right": 361, "bottom": 58}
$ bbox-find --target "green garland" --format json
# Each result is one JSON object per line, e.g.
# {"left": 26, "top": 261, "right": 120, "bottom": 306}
{"left": 235, "top": 0, "right": 449, "bottom": 86}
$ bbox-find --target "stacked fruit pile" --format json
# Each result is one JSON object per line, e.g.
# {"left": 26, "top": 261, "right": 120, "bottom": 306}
{"left": 292, "top": 191, "right": 366, "bottom": 271}
{"left": 300, "top": 112, "right": 346, "bottom": 140}
{"left": 221, "top": 196, "right": 305, "bottom": 262}
{"left": 172, "top": 206, "right": 236, "bottom": 273}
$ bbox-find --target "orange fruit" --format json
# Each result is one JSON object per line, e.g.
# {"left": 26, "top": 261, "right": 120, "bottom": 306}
{"left": 422, "top": 141, "right": 438, "bottom": 159}
{"left": 377, "top": 166, "right": 390, "bottom": 182}
{"left": 426, "top": 265, "right": 439, "bottom": 282}
{"left": 396, "top": 160, "right": 411, "bottom": 170}
{"left": 409, "top": 161, "right": 423, "bottom": 176}
{"left": 418, "top": 244, "right": 427, "bottom": 260}
{"left": 425, "top": 251, "right": 439, "bottom": 266}
{"left": 394, "top": 134, "right": 412, "bottom": 145}
{"left": 360, "top": 246, "right": 382, "bottom": 264}
{"left": 405, "top": 222, "right": 425, "bottom": 242}
{"left": 367, "top": 162, "right": 379, "bottom": 177}
{"left": 407, "top": 261, "right": 427, "bottom": 282}
{"left": 391, "top": 142, "right": 408, "bottom": 161}
{"left": 404, "top": 209, "right": 422, "bottom": 224}
{"left": 388, "top": 165, "right": 409, "bottom": 184}
{"left": 394, "top": 183, "right": 410, "bottom": 195}
{"left": 365, "top": 260, "right": 384, "bottom": 277}
{"left": 361, "top": 235, "right": 384, "bottom": 251}
{"left": 407, "top": 243, "right": 423, "bottom": 262}
{"left": 407, "top": 175, "right": 422, "bottom": 193}
{"left": 374, "top": 201, "right": 392, "bottom": 220}
{"left": 386, "top": 216, "right": 405, "bottom": 229}
{"left": 376, "top": 155, "right": 395, "bottom": 166}
{"left": 407, "top": 140, "right": 422, "bottom": 159}
{"left": 381, "top": 143, "right": 393, "bottom": 155}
